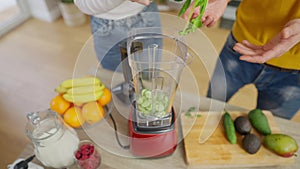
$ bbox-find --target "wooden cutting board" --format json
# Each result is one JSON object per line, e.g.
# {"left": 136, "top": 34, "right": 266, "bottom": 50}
{"left": 180, "top": 111, "right": 295, "bottom": 168}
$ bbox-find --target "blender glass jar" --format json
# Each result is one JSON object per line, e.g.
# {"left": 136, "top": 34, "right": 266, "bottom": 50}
{"left": 127, "top": 27, "right": 191, "bottom": 128}
{"left": 26, "top": 110, "right": 79, "bottom": 168}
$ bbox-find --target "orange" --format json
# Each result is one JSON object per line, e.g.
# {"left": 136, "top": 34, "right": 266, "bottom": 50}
{"left": 82, "top": 101, "right": 105, "bottom": 124}
{"left": 98, "top": 88, "right": 112, "bottom": 106}
{"left": 63, "top": 106, "right": 85, "bottom": 128}
{"left": 50, "top": 94, "right": 71, "bottom": 115}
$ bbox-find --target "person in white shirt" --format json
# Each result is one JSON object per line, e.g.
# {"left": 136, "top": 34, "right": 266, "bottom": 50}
{"left": 74, "top": 0, "right": 161, "bottom": 71}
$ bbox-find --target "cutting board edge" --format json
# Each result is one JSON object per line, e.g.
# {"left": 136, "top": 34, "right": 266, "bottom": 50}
{"left": 186, "top": 162, "right": 295, "bottom": 169}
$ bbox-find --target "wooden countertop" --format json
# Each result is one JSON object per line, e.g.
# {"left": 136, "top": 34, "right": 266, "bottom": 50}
{"left": 19, "top": 95, "right": 300, "bottom": 169}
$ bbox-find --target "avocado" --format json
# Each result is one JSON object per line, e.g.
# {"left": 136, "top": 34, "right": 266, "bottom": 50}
{"left": 264, "top": 134, "right": 298, "bottom": 157}
{"left": 234, "top": 116, "right": 252, "bottom": 135}
{"left": 248, "top": 109, "right": 271, "bottom": 135}
{"left": 242, "top": 133, "right": 262, "bottom": 154}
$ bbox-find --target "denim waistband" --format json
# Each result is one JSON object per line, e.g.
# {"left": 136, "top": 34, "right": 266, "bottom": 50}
{"left": 264, "top": 63, "right": 300, "bottom": 74}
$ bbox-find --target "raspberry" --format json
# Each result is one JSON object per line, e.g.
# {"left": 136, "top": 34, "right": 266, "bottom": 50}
{"left": 75, "top": 152, "right": 82, "bottom": 160}
{"left": 89, "top": 146, "right": 95, "bottom": 154}
{"left": 81, "top": 148, "right": 90, "bottom": 155}
{"left": 80, "top": 144, "right": 91, "bottom": 150}
{"left": 81, "top": 154, "right": 89, "bottom": 160}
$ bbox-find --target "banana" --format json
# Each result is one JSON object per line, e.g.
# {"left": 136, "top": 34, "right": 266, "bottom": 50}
{"left": 55, "top": 85, "right": 68, "bottom": 94}
{"left": 63, "top": 90, "right": 104, "bottom": 103}
{"left": 61, "top": 77, "right": 101, "bottom": 89}
{"left": 67, "top": 83, "right": 105, "bottom": 95}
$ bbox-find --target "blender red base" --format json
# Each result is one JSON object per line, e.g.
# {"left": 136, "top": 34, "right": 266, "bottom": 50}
{"left": 128, "top": 110, "right": 177, "bottom": 158}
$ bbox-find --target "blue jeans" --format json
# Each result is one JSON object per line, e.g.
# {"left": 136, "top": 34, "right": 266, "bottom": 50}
{"left": 207, "top": 33, "right": 300, "bottom": 119}
{"left": 90, "top": 2, "right": 161, "bottom": 71}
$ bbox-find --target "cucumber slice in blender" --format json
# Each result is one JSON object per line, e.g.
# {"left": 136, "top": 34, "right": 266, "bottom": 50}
{"left": 142, "top": 100, "right": 151, "bottom": 108}
{"left": 138, "top": 104, "right": 147, "bottom": 112}
{"left": 145, "top": 103, "right": 152, "bottom": 110}
{"left": 155, "top": 104, "right": 165, "bottom": 112}
{"left": 138, "top": 88, "right": 170, "bottom": 117}
{"left": 142, "top": 89, "right": 147, "bottom": 96}
{"left": 144, "top": 91, "right": 152, "bottom": 99}
{"left": 137, "top": 97, "right": 144, "bottom": 104}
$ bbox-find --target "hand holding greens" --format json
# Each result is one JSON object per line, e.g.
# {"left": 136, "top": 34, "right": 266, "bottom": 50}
{"left": 178, "top": 0, "right": 208, "bottom": 35}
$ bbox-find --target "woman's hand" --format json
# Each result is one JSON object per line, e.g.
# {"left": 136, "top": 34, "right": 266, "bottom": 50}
{"left": 233, "top": 19, "right": 300, "bottom": 63}
{"left": 182, "top": 0, "right": 229, "bottom": 27}
{"left": 131, "top": 0, "right": 152, "bottom": 6}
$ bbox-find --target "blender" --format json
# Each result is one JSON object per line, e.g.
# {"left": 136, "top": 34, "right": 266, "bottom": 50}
{"left": 123, "top": 27, "right": 190, "bottom": 157}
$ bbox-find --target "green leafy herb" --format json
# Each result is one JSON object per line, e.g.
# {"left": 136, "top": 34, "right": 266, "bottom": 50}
{"left": 185, "top": 111, "right": 192, "bottom": 117}
{"left": 196, "top": 114, "right": 202, "bottom": 118}
{"left": 187, "top": 106, "right": 196, "bottom": 113}
{"left": 61, "top": 0, "right": 74, "bottom": 3}
{"left": 178, "top": 0, "right": 208, "bottom": 35}
{"left": 185, "top": 106, "right": 195, "bottom": 117}
{"left": 185, "top": 106, "right": 201, "bottom": 118}
{"left": 178, "top": 0, "right": 192, "bottom": 17}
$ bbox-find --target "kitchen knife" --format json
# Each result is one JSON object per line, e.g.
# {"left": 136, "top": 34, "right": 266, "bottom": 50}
{"left": 198, "top": 99, "right": 226, "bottom": 144}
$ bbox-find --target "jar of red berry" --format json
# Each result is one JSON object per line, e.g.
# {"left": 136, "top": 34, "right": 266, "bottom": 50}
{"left": 75, "top": 140, "right": 101, "bottom": 169}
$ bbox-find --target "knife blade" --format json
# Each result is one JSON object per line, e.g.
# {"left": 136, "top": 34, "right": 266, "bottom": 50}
{"left": 198, "top": 99, "right": 226, "bottom": 144}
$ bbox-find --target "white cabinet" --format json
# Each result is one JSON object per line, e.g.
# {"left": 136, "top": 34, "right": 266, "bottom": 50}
{"left": 27, "top": 0, "right": 61, "bottom": 22}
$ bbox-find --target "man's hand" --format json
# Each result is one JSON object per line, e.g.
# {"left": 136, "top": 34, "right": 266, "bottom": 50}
{"left": 233, "top": 19, "right": 300, "bottom": 63}
{"left": 131, "top": 0, "right": 152, "bottom": 6}
{"left": 182, "top": 0, "right": 229, "bottom": 27}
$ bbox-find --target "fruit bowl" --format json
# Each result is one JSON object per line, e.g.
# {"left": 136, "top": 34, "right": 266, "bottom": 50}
{"left": 50, "top": 76, "right": 113, "bottom": 129}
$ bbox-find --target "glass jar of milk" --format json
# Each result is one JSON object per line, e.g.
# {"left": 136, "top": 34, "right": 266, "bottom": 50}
{"left": 26, "top": 110, "right": 80, "bottom": 168}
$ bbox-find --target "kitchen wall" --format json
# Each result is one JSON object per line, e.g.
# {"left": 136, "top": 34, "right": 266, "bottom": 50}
{"left": 0, "top": 0, "right": 17, "bottom": 12}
